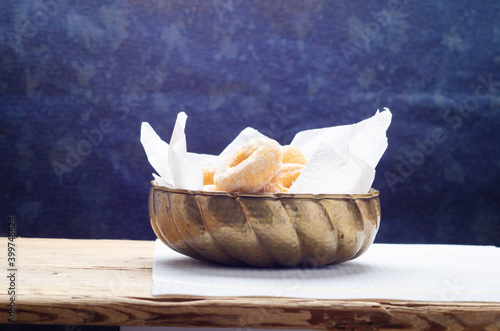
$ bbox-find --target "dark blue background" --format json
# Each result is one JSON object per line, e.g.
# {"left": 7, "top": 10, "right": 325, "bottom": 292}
{"left": 1, "top": 0, "right": 499, "bottom": 245}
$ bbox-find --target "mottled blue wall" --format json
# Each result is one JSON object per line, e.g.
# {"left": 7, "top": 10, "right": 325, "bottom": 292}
{"left": 1, "top": 0, "right": 499, "bottom": 245}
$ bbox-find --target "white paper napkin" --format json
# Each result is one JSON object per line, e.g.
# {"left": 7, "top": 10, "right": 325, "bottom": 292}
{"left": 140, "top": 109, "right": 391, "bottom": 194}
{"left": 288, "top": 109, "right": 390, "bottom": 194}
{"left": 152, "top": 240, "right": 500, "bottom": 302}
{"left": 288, "top": 143, "right": 367, "bottom": 194}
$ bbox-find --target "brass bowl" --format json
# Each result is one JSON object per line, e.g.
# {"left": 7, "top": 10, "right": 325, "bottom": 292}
{"left": 149, "top": 181, "right": 381, "bottom": 268}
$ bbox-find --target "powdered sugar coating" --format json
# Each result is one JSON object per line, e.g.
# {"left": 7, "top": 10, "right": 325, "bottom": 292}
{"left": 214, "top": 138, "right": 282, "bottom": 193}
{"left": 260, "top": 163, "right": 304, "bottom": 193}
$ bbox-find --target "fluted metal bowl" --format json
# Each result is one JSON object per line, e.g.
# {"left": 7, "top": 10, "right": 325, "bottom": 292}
{"left": 149, "top": 181, "right": 381, "bottom": 268}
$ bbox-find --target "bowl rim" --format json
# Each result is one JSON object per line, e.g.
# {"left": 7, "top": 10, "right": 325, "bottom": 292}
{"left": 150, "top": 181, "right": 379, "bottom": 200}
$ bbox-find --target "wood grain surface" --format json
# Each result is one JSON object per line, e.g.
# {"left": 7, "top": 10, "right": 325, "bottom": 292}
{"left": 1, "top": 238, "right": 499, "bottom": 330}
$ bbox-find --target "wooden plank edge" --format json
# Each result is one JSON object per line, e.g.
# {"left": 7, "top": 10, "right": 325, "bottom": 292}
{"left": 2, "top": 297, "right": 499, "bottom": 330}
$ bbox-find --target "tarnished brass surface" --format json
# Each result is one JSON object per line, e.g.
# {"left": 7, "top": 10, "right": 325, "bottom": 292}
{"left": 149, "top": 181, "right": 381, "bottom": 267}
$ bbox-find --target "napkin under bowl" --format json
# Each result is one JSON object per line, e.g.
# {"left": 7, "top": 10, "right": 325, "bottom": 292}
{"left": 149, "top": 181, "right": 381, "bottom": 268}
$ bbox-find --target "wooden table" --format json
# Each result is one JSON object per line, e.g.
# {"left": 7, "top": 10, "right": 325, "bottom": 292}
{"left": 1, "top": 238, "right": 499, "bottom": 330}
